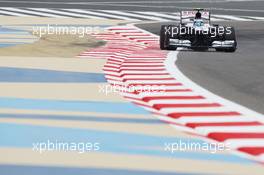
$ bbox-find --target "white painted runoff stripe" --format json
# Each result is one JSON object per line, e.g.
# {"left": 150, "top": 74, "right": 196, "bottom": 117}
{"left": 28, "top": 8, "right": 101, "bottom": 18}
{"left": 61, "top": 9, "right": 107, "bottom": 19}
{"left": 102, "top": 10, "right": 165, "bottom": 21}
{"left": 63, "top": 9, "right": 138, "bottom": 20}
{"left": 213, "top": 14, "right": 250, "bottom": 21}
{"left": 136, "top": 11, "right": 180, "bottom": 20}
{"left": 0, "top": 8, "right": 30, "bottom": 17}
{"left": 1, "top": 7, "right": 66, "bottom": 18}
{"left": 0, "top": 7, "right": 262, "bottom": 21}
{"left": 246, "top": 16, "right": 264, "bottom": 20}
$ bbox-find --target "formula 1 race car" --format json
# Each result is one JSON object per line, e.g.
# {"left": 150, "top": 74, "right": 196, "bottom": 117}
{"left": 160, "top": 9, "right": 237, "bottom": 52}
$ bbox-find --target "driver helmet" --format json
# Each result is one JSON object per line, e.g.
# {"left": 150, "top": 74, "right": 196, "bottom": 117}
{"left": 195, "top": 11, "right": 202, "bottom": 19}
{"left": 193, "top": 19, "right": 204, "bottom": 27}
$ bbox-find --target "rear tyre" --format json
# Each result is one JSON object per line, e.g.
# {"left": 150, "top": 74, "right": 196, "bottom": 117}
{"left": 224, "top": 27, "right": 237, "bottom": 52}
{"left": 167, "top": 45, "right": 177, "bottom": 50}
{"left": 160, "top": 25, "right": 177, "bottom": 50}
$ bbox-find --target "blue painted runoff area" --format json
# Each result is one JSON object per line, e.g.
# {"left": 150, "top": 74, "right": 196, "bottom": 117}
{"left": 0, "top": 113, "right": 161, "bottom": 124}
{"left": 0, "top": 165, "right": 210, "bottom": 175}
{"left": 0, "top": 122, "right": 253, "bottom": 163}
{"left": 0, "top": 27, "right": 29, "bottom": 34}
{"left": 0, "top": 26, "right": 32, "bottom": 48}
{"left": 0, "top": 97, "right": 149, "bottom": 114}
{"left": 0, "top": 67, "right": 106, "bottom": 82}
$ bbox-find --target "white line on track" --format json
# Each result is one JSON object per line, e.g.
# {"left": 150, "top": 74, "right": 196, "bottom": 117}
{"left": 213, "top": 14, "right": 249, "bottom": 21}
{"left": 165, "top": 51, "right": 264, "bottom": 124}
{"left": 136, "top": 11, "right": 180, "bottom": 20}
{"left": 59, "top": 9, "right": 108, "bottom": 19}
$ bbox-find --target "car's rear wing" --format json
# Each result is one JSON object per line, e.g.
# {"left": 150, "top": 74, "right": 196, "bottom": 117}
{"left": 180, "top": 10, "right": 211, "bottom": 24}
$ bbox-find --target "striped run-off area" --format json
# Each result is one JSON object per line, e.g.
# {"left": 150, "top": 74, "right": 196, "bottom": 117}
{"left": 0, "top": 26, "right": 38, "bottom": 47}
{"left": 0, "top": 7, "right": 264, "bottom": 21}
{"left": 78, "top": 26, "right": 264, "bottom": 163}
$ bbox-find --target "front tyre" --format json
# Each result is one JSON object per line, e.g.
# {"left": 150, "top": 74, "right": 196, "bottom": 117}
{"left": 224, "top": 27, "right": 237, "bottom": 52}
{"left": 215, "top": 48, "right": 224, "bottom": 52}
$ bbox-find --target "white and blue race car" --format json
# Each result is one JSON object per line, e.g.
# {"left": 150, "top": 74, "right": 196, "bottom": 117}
{"left": 160, "top": 9, "right": 237, "bottom": 52}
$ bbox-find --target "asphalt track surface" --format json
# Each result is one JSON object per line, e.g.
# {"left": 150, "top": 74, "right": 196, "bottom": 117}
{"left": 136, "top": 21, "right": 264, "bottom": 114}
{"left": 0, "top": 0, "right": 264, "bottom": 17}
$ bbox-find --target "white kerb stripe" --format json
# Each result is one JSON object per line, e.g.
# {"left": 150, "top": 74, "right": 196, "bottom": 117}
{"left": 195, "top": 126, "right": 264, "bottom": 135}
{"left": 148, "top": 99, "right": 213, "bottom": 105}
{"left": 124, "top": 80, "right": 177, "bottom": 84}
{"left": 137, "top": 92, "right": 198, "bottom": 97}
{"left": 225, "top": 139, "right": 264, "bottom": 148}
{"left": 160, "top": 107, "right": 232, "bottom": 114}
{"left": 178, "top": 116, "right": 257, "bottom": 124}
